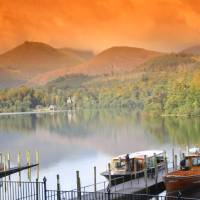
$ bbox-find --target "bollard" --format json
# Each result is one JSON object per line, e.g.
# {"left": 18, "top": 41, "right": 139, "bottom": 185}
{"left": 57, "top": 174, "right": 61, "bottom": 200}
{"left": 76, "top": 171, "right": 81, "bottom": 200}
{"left": 144, "top": 155, "right": 148, "bottom": 194}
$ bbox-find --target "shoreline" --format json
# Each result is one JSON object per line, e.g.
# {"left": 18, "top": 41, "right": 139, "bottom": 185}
{"left": 0, "top": 109, "right": 70, "bottom": 116}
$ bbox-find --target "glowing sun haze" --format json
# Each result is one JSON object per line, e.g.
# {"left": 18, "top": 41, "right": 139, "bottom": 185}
{"left": 0, "top": 0, "right": 200, "bottom": 53}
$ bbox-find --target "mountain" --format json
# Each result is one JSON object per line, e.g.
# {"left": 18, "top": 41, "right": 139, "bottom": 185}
{"left": 59, "top": 48, "right": 94, "bottom": 61}
{"left": 67, "top": 46, "right": 163, "bottom": 75}
{"left": 181, "top": 45, "right": 200, "bottom": 55}
{"left": 29, "top": 46, "right": 162, "bottom": 85}
{"left": 0, "top": 41, "right": 94, "bottom": 87}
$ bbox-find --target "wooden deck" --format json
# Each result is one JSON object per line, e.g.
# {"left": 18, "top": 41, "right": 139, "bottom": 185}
{"left": 0, "top": 164, "right": 38, "bottom": 178}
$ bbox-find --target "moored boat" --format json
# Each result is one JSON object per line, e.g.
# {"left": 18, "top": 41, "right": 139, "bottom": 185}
{"left": 101, "top": 150, "right": 165, "bottom": 185}
{"left": 164, "top": 152, "right": 200, "bottom": 195}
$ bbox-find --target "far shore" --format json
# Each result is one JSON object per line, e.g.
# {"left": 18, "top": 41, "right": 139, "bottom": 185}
{"left": 0, "top": 109, "right": 70, "bottom": 116}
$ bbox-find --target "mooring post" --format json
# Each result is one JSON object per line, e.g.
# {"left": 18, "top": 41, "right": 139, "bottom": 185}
{"left": 0, "top": 152, "right": 2, "bottom": 163}
{"left": 36, "top": 178, "right": 39, "bottom": 200}
{"left": 26, "top": 150, "right": 31, "bottom": 181}
{"left": 164, "top": 151, "right": 168, "bottom": 174}
{"left": 174, "top": 154, "right": 177, "bottom": 170}
{"left": 43, "top": 177, "right": 47, "bottom": 200}
{"left": 94, "top": 166, "right": 97, "bottom": 197}
{"left": 108, "top": 163, "right": 111, "bottom": 188}
{"left": 172, "top": 148, "right": 175, "bottom": 170}
{"left": 36, "top": 151, "right": 39, "bottom": 179}
{"left": 153, "top": 153, "right": 158, "bottom": 185}
{"left": 144, "top": 155, "right": 148, "bottom": 194}
{"left": 17, "top": 152, "right": 21, "bottom": 184}
{"left": 57, "top": 174, "right": 61, "bottom": 200}
{"left": 134, "top": 158, "right": 137, "bottom": 179}
{"left": 76, "top": 171, "right": 81, "bottom": 200}
{"left": 7, "top": 153, "right": 11, "bottom": 181}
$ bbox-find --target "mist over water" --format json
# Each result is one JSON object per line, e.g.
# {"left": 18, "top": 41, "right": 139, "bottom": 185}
{"left": 0, "top": 109, "right": 199, "bottom": 190}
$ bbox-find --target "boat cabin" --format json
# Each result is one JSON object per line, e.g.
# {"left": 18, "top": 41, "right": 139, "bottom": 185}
{"left": 110, "top": 150, "right": 164, "bottom": 174}
{"left": 180, "top": 155, "right": 200, "bottom": 170}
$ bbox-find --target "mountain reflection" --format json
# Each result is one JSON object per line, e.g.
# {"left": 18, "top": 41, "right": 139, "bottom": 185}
{"left": 0, "top": 110, "right": 199, "bottom": 169}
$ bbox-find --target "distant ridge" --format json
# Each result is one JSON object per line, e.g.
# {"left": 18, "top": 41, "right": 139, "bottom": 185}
{"left": 0, "top": 41, "right": 94, "bottom": 87}
{"left": 27, "top": 46, "right": 162, "bottom": 85}
{"left": 181, "top": 45, "right": 200, "bottom": 55}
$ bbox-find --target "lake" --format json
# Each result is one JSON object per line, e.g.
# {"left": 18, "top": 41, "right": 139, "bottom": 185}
{"left": 0, "top": 109, "right": 199, "bottom": 190}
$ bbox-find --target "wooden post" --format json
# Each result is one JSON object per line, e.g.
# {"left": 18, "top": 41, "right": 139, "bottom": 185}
{"left": 134, "top": 158, "right": 137, "bottom": 179}
{"left": 26, "top": 150, "right": 31, "bottom": 181}
{"left": 0, "top": 153, "right": 2, "bottom": 163}
{"left": 57, "top": 174, "right": 61, "bottom": 200}
{"left": 172, "top": 148, "right": 175, "bottom": 170}
{"left": 153, "top": 153, "right": 158, "bottom": 185}
{"left": 144, "top": 155, "right": 148, "bottom": 194}
{"left": 164, "top": 151, "right": 168, "bottom": 174}
{"left": 94, "top": 166, "right": 97, "bottom": 193}
{"left": 174, "top": 154, "right": 177, "bottom": 170}
{"left": 17, "top": 152, "right": 21, "bottom": 184}
{"left": 36, "top": 151, "right": 39, "bottom": 179}
{"left": 7, "top": 153, "right": 11, "bottom": 181}
{"left": 76, "top": 171, "right": 81, "bottom": 200}
{"left": 108, "top": 163, "right": 111, "bottom": 188}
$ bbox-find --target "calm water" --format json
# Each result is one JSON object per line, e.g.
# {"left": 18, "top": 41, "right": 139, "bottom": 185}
{"left": 0, "top": 109, "right": 200, "bottom": 190}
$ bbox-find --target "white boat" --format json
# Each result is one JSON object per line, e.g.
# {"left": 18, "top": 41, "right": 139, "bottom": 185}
{"left": 101, "top": 150, "right": 165, "bottom": 184}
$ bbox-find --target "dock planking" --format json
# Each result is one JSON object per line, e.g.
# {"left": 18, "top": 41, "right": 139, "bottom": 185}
{"left": 0, "top": 164, "right": 38, "bottom": 178}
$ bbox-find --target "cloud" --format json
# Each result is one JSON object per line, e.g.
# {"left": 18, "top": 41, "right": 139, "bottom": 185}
{"left": 0, "top": 0, "right": 200, "bottom": 53}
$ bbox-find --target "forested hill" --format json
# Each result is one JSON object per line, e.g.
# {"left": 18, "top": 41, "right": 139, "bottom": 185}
{"left": 0, "top": 53, "right": 200, "bottom": 116}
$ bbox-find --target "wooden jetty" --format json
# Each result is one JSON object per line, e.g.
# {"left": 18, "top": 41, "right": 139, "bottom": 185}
{"left": 0, "top": 163, "right": 38, "bottom": 178}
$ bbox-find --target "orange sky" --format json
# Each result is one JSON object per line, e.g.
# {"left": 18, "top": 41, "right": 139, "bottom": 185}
{"left": 0, "top": 0, "right": 200, "bottom": 53}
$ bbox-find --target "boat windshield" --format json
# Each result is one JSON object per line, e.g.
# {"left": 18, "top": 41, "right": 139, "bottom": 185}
{"left": 192, "top": 157, "right": 200, "bottom": 166}
{"left": 114, "top": 160, "right": 126, "bottom": 169}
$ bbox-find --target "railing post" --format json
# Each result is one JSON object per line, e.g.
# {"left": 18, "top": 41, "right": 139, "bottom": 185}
{"left": 43, "top": 177, "right": 47, "bottom": 200}
{"left": 57, "top": 174, "right": 61, "bottom": 200}
{"left": 36, "top": 178, "right": 39, "bottom": 200}
{"left": 76, "top": 171, "right": 81, "bottom": 200}
{"left": 144, "top": 155, "right": 148, "bottom": 194}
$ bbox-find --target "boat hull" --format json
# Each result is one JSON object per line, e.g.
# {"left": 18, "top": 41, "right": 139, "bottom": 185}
{"left": 101, "top": 167, "right": 159, "bottom": 186}
{"left": 164, "top": 174, "right": 200, "bottom": 195}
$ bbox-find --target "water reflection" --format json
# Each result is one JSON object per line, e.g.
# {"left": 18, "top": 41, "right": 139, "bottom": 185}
{"left": 0, "top": 109, "right": 199, "bottom": 189}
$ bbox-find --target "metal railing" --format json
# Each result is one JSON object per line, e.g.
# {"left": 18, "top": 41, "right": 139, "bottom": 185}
{"left": 0, "top": 179, "right": 45, "bottom": 200}
{"left": 45, "top": 190, "right": 200, "bottom": 200}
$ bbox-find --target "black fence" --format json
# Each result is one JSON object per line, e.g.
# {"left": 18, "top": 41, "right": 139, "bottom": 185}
{"left": 0, "top": 179, "right": 199, "bottom": 200}
{"left": 0, "top": 179, "right": 45, "bottom": 200}
{"left": 45, "top": 190, "right": 200, "bottom": 200}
